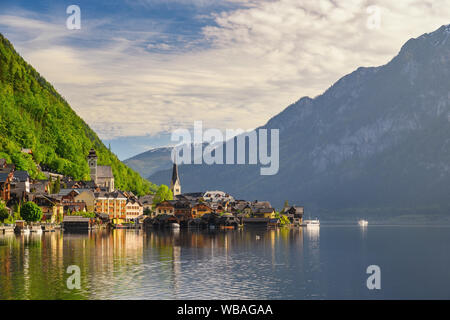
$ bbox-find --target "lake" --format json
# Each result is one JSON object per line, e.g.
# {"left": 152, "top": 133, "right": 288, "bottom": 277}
{"left": 0, "top": 225, "right": 449, "bottom": 299}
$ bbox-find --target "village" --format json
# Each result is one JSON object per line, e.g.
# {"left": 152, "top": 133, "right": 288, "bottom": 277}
{"left": 0, "top": 148, "right": 305, "bottom": 233}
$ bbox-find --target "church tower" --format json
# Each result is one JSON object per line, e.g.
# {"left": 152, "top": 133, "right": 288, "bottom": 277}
{"left": 170, "top": 162, "right": 181, "bottom": 196}
{"left": 87, "top": 148, "right": 98, "bottom": 184}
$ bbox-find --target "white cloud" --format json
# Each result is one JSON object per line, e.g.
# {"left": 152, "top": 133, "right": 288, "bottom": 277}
{"left": 1, "top": 0, "right": 450, "bottom": 140}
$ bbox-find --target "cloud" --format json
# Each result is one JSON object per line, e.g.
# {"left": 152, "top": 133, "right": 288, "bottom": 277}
{"left": 1, "top": 0, "right": 450, "bottom": 140}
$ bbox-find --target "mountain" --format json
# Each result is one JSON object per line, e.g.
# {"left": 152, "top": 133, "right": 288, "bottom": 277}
{"left": 124, "top": 146, "right": 173, "bottom": 178}
{"left": 0, "top": 33, "right": 157, "bottom": 195}
{"left": 124, "top": 142, "right": 211, "bottom": 178}
{"left": 149, "top": 24, "right": 450, "bottom": 218}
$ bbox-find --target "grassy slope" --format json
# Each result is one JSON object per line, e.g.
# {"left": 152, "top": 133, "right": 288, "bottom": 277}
{"left": 0, "top": 33, "right": 157, "bottom": 195}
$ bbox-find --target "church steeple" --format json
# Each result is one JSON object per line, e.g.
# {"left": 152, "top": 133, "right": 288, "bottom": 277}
{"left": 170, "top": 162, "right": 181, "bottom": 196}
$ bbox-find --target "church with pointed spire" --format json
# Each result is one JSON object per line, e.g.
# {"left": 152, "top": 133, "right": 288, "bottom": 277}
{"left": 170, "top": 162, "right": 181, "bottom": 197}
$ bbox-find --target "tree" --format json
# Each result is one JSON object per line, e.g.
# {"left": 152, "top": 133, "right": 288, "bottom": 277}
{"left": 143, "top": 207, "right": 152, "bottom": 216}
{"left": 53, "top": 176, "right": 61, "bottom": 194}
{"left": 0, "top": 201, "right": 9, "bottom": 223}
{"left": 20, "top": 202, "right": 43, "bottom": 222}
{"left": 152, "top": 185, "right": 173, "bottom": 209}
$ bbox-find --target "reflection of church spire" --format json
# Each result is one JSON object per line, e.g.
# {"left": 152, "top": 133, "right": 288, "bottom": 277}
{"left": 170, "top": 156, "right": 181, "bottom": 196}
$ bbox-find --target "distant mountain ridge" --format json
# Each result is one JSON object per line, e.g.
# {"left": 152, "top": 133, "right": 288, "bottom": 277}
{"left": 148, "top": 24, "right": 450, "bottom": 218}
{"left": 0, "top": 33, "right": 157, "bottom": 195}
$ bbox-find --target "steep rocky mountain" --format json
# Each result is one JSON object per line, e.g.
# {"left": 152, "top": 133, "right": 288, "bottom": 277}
{"left": 149, "top": 24, "right": 450, "bottom": 218}
{"left": 0, "top": 33, "right": 157, "bottom": 195}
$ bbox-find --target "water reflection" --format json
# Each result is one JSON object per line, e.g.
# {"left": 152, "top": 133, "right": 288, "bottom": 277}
{"left": 1, "top": 226, "right": 450, "bottom": 299}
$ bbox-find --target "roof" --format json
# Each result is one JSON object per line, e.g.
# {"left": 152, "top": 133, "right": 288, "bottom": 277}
{"left": 87, "top": 148, "right": 97, "bottom": 159}
{"left": 97, "top": 165, "right": 113, "bottom": 178}
{"left": 94, "top": 190, "right": 126, "bottom": 199}
{"left": 0, "top": 172, "right": 10, "bottom": 183}
{"left": 63, "top": 216, "right": 90, "bottom": 222}
{"left": 13, "top": 170, "right": 29, "bottom": 182}
{"left": 171, "top": 162, "right": 179, "bottom": 185}
{"left": 0, "top": 159, "right": 6, "bottom": 167}
{"left": 139, "top": 194, "right": 155, "bottom": 204}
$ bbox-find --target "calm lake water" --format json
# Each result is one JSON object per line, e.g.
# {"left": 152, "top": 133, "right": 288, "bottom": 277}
{"left": 1, "top": 225, "right": 450, "bottom": 300}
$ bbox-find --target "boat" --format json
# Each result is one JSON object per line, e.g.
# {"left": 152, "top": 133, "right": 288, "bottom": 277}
{"left": 302, "top": 219, "right": 320, "bottom": 227}
{"left": 358, "top": 219, "right": 368, "bottom": 227}
{"left": 169, "top": 223, "right": 180, "bottom": 229}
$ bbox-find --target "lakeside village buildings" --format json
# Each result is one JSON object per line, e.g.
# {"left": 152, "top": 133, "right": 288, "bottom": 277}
{"left": 0, "top": 149, "right": 304, "bottom": 227}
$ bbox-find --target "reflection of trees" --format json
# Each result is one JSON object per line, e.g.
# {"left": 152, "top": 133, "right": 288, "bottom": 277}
{"left": 1, "top": 228, "right": 308, "bottom": 299}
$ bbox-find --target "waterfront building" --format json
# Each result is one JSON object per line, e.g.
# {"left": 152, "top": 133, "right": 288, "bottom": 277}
{"left": 32, "top": 194, "right": 64, "bottom": 223}
{"left": 125, "top": 198, "right": 143, "bottom": 221}
{"left": 94, "top": 191, "right": 127, "bottom": 224}
{"left": 155, "top": 200, "right": 176, "bottom": 216}
{"left": 191, "top": 203, "right": 213, "bottom": 218}
{"left": 282, "top": 206, "right": 304, "bottom": 225}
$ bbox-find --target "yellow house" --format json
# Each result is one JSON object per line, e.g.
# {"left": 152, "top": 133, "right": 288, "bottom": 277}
{"left": 74, "top": 190, "right": 95, "bottom": 212}
{"left": 252, "top": 208, "right": 276, "bottom": 219}
{"left": 94, "top": 191, "right": 127, "bottom": 224}
{"left": 191, "top": 203, "right": 212, "bottom": 218}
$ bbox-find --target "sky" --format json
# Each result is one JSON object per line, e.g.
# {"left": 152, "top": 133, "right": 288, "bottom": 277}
{"left": 1, "top": 0, "right": 450, "bottom": 159}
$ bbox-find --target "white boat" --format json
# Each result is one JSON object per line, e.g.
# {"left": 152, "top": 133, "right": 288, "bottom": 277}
{"left": 22, "top": 228, "right": 31, "bottom": 235}
{"left": 169, "top": 223, "right": 180, "bottom": 229}
{"left": 302, "top": 219, "right": 320, "bottom": 227}
{"left": 358, "top": 219, "right": 368, "bottom": 227}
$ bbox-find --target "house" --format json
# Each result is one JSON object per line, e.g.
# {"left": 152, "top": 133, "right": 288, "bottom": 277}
{"left": 243, "top": 201, "right": 276, "bottom": 219}
{"left": 65, "top": 180, "right": 97, "bottom": 190}
{"left": 125, "top": 198, "right": 143, "bottom": 221}
{"left": 10, "top": 170, "right": 30, "bottom": 202}
{"left": 191, "top": 203, "right": 212, "bottom": 218}
{"left": 251, "top": 207, "right": 276, "bottom": 219}
{"left": 63, "top": 202, "right": 87, "bottom": 214}
{"left": 32, "top": 194, "right": 64, "bottom": 223}
{"left": 282, "top": 206, "right": 304, "bottom": 225}
{"left": 0, "top": 172, "right": 13, "bottom": 202}
{"left": 0, "top": 160, "right": 15, "bottom": 202}
{"left": 173, "top": 200, "right": 194, "bottom": 222}
{"left": 93, "top": 191, "right": 127, "bottom": 224}
{"left": 154, "top": 200, "right": 176, "bottom": 216}
{"left": 203, "top": 190, "right": 234, "bottom": 203}
{"left": 87, "top": 149, "right": 114, "bottom": 192}
{"left": 74, "top": 190, "right": 95, "bottom": 212}
{"left": 30, "top": 179, "right": 50, "bottom": 194}
{"left": 139, "top": 194, "right": 155, "bottom": 214}
{"left": 175, "top": 192, "right": 204, "bottom": 202}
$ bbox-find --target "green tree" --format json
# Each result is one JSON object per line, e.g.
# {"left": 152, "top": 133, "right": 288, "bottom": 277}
{"left": 0, "top": 201, "right": 9, "bottom": 223}
{"left": 143, "top": 207, "right": 152, "bottom": 216}
{"left": 53, "top": 176, "right": 61, "bottom": 194}
{"left": 20, "top": 202, "right": 43, "bottom": 222}
{"left": 152, "top": 185, "right": 173, "bottom": 209}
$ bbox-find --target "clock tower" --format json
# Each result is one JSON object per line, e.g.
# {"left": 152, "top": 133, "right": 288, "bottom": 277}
{"left": 87, "top": 148, "right": 98, "bottom": 184}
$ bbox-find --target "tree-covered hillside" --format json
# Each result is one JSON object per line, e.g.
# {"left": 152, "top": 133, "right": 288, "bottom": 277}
{"left": 0, "top": 33, "right": 157, "bottom": 195}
